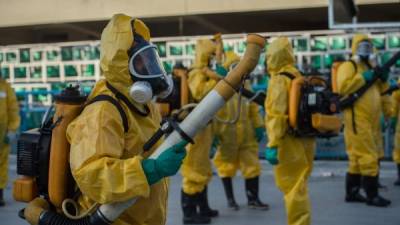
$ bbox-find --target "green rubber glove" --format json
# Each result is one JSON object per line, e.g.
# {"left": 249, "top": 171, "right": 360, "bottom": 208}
{"left": 211, "top": 136, "right": 220, "bottom": 149}
{"left": 362, "top": 70, "right": 375, "bottom": 82}
{"left": 254, "top": 127, "right": 266, "bottom": 142}
{"left": 215, "top": 64, "right": 228, "bottom": 77}
{"left": 142, "top": 140, "right": 188, "bottom": 185}
{"left": 390, "top": 117, "right": 398, "bottom": 130}
{"left": 265, "top": 147, "right": 278, "bottom": 165}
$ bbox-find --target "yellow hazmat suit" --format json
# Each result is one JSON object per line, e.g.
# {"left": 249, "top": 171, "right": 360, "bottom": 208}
{"left": 264, "top": 37, "right": 315, "bottom": 225}
{"left": 181, "top": 39, "right": 217, "bottom": 194}
{"left": 337, "top": 34, "right": 381, "bottom": 177}
{"left": 392, "top": 90, "right": 400, "bottom": 164}
{"left": 213, "top": 51, "right": 263, "bottom": 179}
{"left": 0, "top": 79, "right": 20, "bottom": 189}
{"left": 67, "top": 14, "right": 168, "bottom": 225}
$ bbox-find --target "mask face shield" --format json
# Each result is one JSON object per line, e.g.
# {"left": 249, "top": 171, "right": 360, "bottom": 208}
{"left": 356, "top": 40, "right": 373, "bottom": 59}
{"left": 128, "top": 36, "right": 174, "bottom": 102}
{"left": 129, "top": 45, "right": 166, "bottom": 79}
{"left": 157, "top": 74, "right": 174, "bottom": 99}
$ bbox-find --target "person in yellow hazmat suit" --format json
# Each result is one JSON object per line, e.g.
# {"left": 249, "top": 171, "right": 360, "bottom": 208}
{"left": 0, "top": 76, "right": 20, "bottom": 207}
{"left": 337, "top": 33, "right": 391, "bottom": 207}
{"left": 213, "top": 51, "right": 269, "bottom": 211}
{"left": 391, "top": 86, "right": 400, "bottom": 186}
{"left": 180, "top": 36, "right": 220, "bottom": 224}
{"left": 66, "top": 14, "right": 188, "bottom": 225}
{"left": 264, "top": 37, "right": 316, "bottom": 225}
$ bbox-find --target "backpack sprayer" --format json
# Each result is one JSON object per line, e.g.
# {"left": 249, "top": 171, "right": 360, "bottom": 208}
{"left": 231, "top": 73, "right": 341, "bottom": 138}
{"left": 240, "top": 50, "right": 400, "bottom": 138}
{"left": 240, "top": 88, "right": 266, "bottom": 106}
{"left": 20, "top": 34, "right": 265, "bottom": 225}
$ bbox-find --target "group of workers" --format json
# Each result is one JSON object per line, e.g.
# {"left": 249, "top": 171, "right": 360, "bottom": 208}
{"left": 0, "top": 14, "right": 400, "bottom": 225}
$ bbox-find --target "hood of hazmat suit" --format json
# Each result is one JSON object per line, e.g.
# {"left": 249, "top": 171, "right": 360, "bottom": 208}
{"left": 193, "top": 39, "right": 217, "bottom": 69}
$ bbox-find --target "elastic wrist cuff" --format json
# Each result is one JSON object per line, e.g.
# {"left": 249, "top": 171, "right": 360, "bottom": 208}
{"left": 141, "top": 159, "right": 162, "bottom": 185}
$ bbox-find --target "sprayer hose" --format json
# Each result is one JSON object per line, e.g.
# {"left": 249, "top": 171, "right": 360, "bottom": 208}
{"left": 39, "top": 209, "right": 110, "bottom": 225}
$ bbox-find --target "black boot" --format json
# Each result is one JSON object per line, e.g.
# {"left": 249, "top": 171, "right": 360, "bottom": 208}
{"left": 377, "top": 161, "right": 387, "bottom": 190}
{"left": 198, "top": 186, "right": 219, "bottom": 218}
{"left": 363, "top": 176, "right": 391, "bottom": 207}
{"left": 221, "top": 177, "right": 239, "bottom": 210}
{"left": 245, "top": 177, "right": 269, "bottom": 210}
{"left": 345, "top": 173, "right": 367, "bottom": 203}
{"left": 182, "top": 190, "right": 211, "bottom": 224}
{"left": 394, "top": 164, "right": 400, "bottom": 186}
{"left": 0, "top": 189, "right": 4, "bottom": 207}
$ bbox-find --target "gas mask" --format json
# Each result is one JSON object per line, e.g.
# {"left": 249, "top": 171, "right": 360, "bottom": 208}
{"left": 128, "top": 35, "right": 173, "bottom": 104}
{"left": 355, "top": 40, "right": 376, "bottom": 62}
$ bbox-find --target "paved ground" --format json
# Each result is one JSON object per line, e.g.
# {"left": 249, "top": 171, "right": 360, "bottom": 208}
{"left": 1, "top": 156, "right": 399, "bottom": 225}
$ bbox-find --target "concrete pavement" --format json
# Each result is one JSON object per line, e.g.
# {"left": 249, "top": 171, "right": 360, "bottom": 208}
{"left": 1, "top": 157, "right": 399, "bottom": 225}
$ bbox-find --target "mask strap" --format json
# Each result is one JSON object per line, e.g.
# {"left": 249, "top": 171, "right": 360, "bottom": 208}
{"left": 106, "top": 82, "right": 150, "bottom": 117}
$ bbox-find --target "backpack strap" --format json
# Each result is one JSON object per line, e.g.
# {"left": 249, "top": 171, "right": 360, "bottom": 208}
{"left": 85, "top": 95, "right": 129, "bottom": 133}
{"left": 278, "top": 72, "right": 296, "bottom": 80}
{"left": 348, "top": 59, "right": 357, "bottom": 73}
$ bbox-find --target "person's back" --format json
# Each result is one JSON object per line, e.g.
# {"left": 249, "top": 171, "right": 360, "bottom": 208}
{"left": 264, "top": 37, "right": 315, "bottom": 225}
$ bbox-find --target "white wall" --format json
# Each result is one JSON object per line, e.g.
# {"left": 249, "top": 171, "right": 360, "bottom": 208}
{"left": 0, "top": 0, "right": 394, "bottom": 27}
